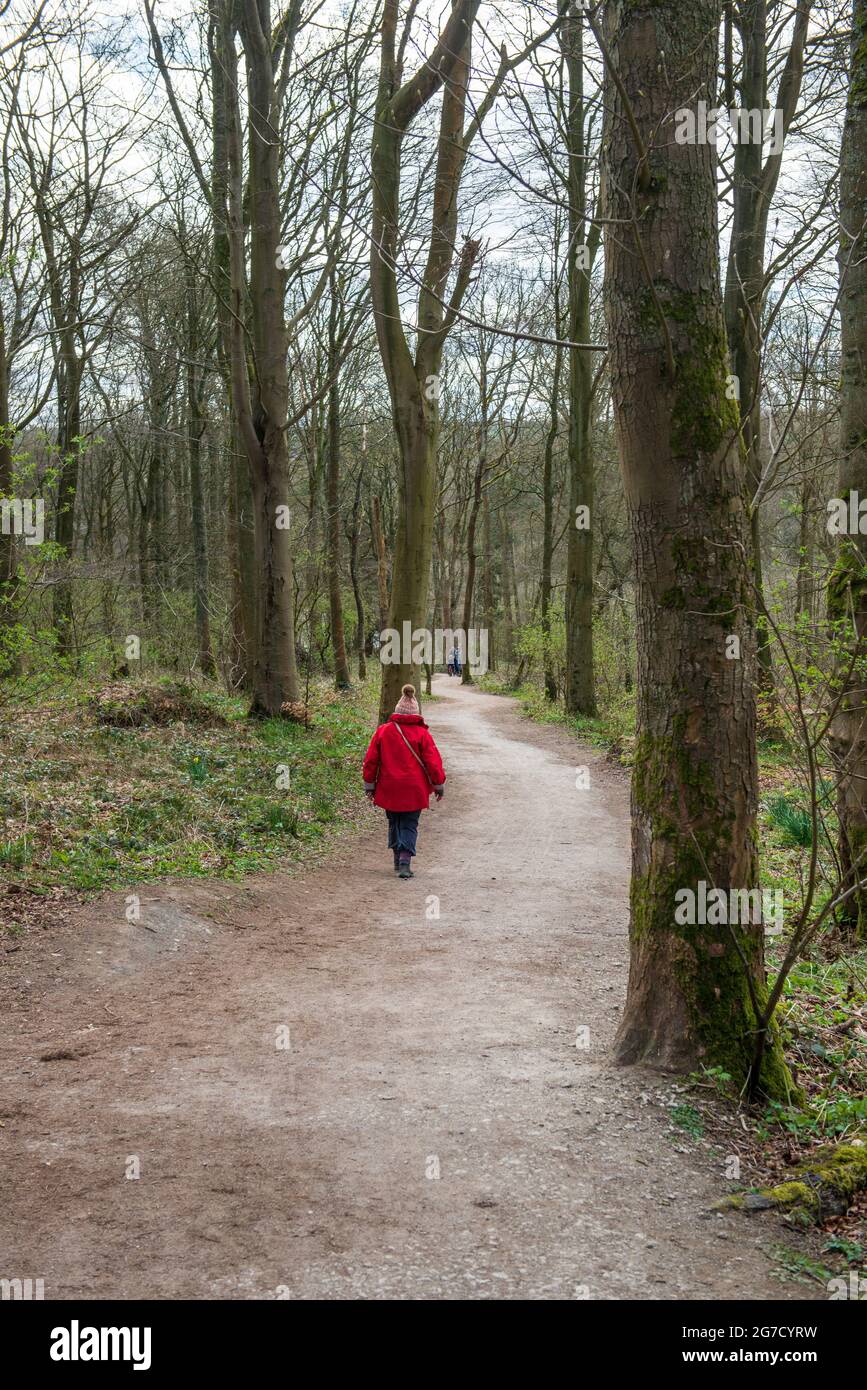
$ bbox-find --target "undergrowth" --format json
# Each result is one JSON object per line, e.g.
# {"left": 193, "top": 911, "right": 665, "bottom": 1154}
{"left": 0, "top": 672, "right": 379, "bottom": 906}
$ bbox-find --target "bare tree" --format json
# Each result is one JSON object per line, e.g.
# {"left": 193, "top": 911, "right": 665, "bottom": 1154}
{"left": 723, "top": 0, "right": 813, "bottom": 689}
{"left": 17, "top": 14, "right": 145, "bottom": 659}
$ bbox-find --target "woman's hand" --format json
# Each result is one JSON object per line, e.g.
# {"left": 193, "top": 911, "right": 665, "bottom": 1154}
{"left": 434, "top": 789, "right": 444, "bottom": 801}
{"left": 365, "top": 789, "right": 375, "bottom": 802}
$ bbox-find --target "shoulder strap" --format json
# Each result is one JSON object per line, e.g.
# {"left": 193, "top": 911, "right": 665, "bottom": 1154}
{"left": 391, "top": 720, "right": 433, "bottom": 786}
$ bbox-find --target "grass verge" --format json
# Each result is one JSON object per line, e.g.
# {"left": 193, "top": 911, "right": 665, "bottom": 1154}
{"left": 0, "top": 673, "right": 379, "bottom": 925}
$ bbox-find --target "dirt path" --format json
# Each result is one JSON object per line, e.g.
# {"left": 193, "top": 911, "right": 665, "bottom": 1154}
{"left": 2, "top": 678, "right": 812, "bottom": 1300}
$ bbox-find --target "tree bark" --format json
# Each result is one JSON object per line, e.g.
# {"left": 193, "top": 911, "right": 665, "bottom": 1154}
{"left": 481, "top": 489, "right": 495, "bottom": 673}
{"left": 371, "top": 493, "right": 390, "bottom": 635}
{"left": 53, "top": 333, "right": 82, "bottom": 659}
{"left": 541, "top": 344, "right": 561, "bottom": 702}
{"left": 0, "top": 306, "right": 19, "bottom": 673}
{"left": 348, "top": 465, "right": 366, "bottom": 680}
{"left": 499, "top": 509, "right": 516, "bottom": 671}
{"left": 234, "top": 0, "right": 301, "bottom": 716}
{"left": 830, "top": 0, "right": 867, "bottom": 942}
{"left": 603, "top": 0, "right": 789, "bottom": 1095}
{"left": 723, "top": 0, "right": 812, "bottom": 690}
{"left": 210, "top": 2, "right": 254, "bottom": 689}
{"left": 185, "top": 265, "right": 216, "bottom": 680}
{"left": 370, "top": 0, "right": 480, "bottom": 722}
{"left": 461, "top": 355, "right": 488, "bottom": 685}
{"left": 562, "top": 6, "right": 597, "bottom": 716}
{"left": 325, "top": 280, "right": 351, "bottom": 689}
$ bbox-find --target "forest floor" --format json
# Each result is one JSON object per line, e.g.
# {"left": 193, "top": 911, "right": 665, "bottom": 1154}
{"left": 0, "top": 676, "right": 835, "bottom": 1299}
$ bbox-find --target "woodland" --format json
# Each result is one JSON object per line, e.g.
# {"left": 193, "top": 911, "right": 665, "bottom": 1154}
{"left": 1, "top": 0, "right": 867, "bottom": 1285}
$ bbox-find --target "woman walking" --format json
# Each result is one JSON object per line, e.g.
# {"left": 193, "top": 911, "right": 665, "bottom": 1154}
{"left": 362, "top": 684, "right": 445, "bottom": 879}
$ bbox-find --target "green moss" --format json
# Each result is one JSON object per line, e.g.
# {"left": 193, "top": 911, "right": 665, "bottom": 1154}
{"left": 634, "top": 282, "right": 741, "bottom": 456}
{"left": 671, "top": 320, "right": 740, "bottom": 457}
{"left": 849, "top": 6, "right": 867, "bottom": 110}
{"left": 764, "top": 1181, "right": 813, "bottom": 1207}
{"left": 716, "top": 1140, "right": 867, "bottom": 1222}
{"left": 630, "top": 725, "right": 794, "bottom": 1099}
{"left": 827, "top": 539, "right": 867, "bottom": 623}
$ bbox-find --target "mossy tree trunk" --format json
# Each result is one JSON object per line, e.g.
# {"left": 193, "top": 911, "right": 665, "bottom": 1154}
{"left": 830, "top": 0, "right": 867, "bottom": 942}
{"left": 602, "top": 0, "right": 789, "bottom": 1096}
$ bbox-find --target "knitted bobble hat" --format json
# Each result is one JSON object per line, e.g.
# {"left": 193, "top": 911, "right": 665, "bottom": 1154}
{"left": 394, "top": 683, "right": 421, "bottom": 716}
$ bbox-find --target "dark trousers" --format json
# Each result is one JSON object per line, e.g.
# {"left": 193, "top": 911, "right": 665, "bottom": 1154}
{"left": 387, "top": 809, "right": 421, "bottom": 859}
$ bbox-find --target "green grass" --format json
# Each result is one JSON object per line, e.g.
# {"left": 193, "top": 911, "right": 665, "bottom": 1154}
{"left": 770, "top": 1238, "right": 866, "bottom": 1290}
{"left": 477, "top": 672, "right": 636, "bottom": 759}
{"left": 0, "top": 674, "right": 380, "bottom": 901}
{"left": 765, "top": 793, "right": 813, "bottom": 847}
{"left": 769, "top": 1243, "right": 836, "bottom": 1288}
{"left": 670, "top": 1103, "right": 704, "bottom": 1139}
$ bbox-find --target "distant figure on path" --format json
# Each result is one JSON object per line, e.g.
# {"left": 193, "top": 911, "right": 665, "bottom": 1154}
{"left": 362, "top": 683, "right": 446, "bottom": 879}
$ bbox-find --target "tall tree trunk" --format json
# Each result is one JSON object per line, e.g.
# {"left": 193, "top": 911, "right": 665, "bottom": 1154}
{"left": 505, "top": 509, "right": 522, "bottom": 632}
{"left": 461, "top": 363, "right": 488, "bottom": 686}
{"left": 226, "top": 425, "right": 247, "bottom": 688}
{"left": 185, "top": 270, "right": 216, "bottom": 680}
{"left": 830, "top": 0, "right": 867, "bottom": 942}
{"left": 499, "top": 510, "right": 516, "bottom": 671}
{"left": 348, "top": 467, "right": 366, "bottom": 680}
{"left": 325, "top": 282, "right": 351, "bottom": 689}
{"left": 370, "top": 0, "right": 480, "bottom": 722}
{"left": 210, "top": 3, "right": 253, "bottom": 689}
{"left": 228, "top": 421, "right": 257, "bottom": 688}
{"left": 723, "top": 0, "right": 812, "bottom": 691}
{"left": 563, "top": 7, "right": 597, "bottom": 716}
{"left": 482, "top": 489, "right": 495, "bottom": 674}
{"left": 371, "top": 493, "right": 390, "bottom": 634}
{"left": 53, "top": 340, "right": 82, "bottom": 660}
{"left": 794, "top": 474, "right": 815, "bottom": 658}
{"left": 0, "top": 309, "right": 20, "bottom": 675}
{"left": 306, "top": 419, "right": 322, "bottom": 601}
{"left": 602, "top": 0, "right": 789, "bottom": 1095}
{"left": 233, "top": 0, "right": 301, "bottom": 716}
{"left": 541, "top": 345, "right": 562, "bottom": 702}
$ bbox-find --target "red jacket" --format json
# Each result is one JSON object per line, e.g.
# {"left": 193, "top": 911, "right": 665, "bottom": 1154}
{"left": 362, "top": 714, "right": 446, "bottom": 811}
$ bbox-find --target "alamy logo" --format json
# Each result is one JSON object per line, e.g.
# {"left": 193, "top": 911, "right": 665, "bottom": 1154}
{"left": 0, "top": 497, "right": 44, "bottom": 546}
{"left": 1, "top": 1276, "right": 44, "bottom": 1299}
{"left": 378, "top": 623, "right": 488, "bottom": 675}
{"left": 827, "top": 492, "right": 867, "bottom": 534}
{"left": 674, "top": 881, "right": 783, "bottom": 934}
{"left": 50, "top": 1321, "right": 152, "bottom": 1371}
{"left": 674, "top": 102, "right": 783, "bottom": 156}
{"left": 827, "top": 1271, "right": 867, "bottom": 1299}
